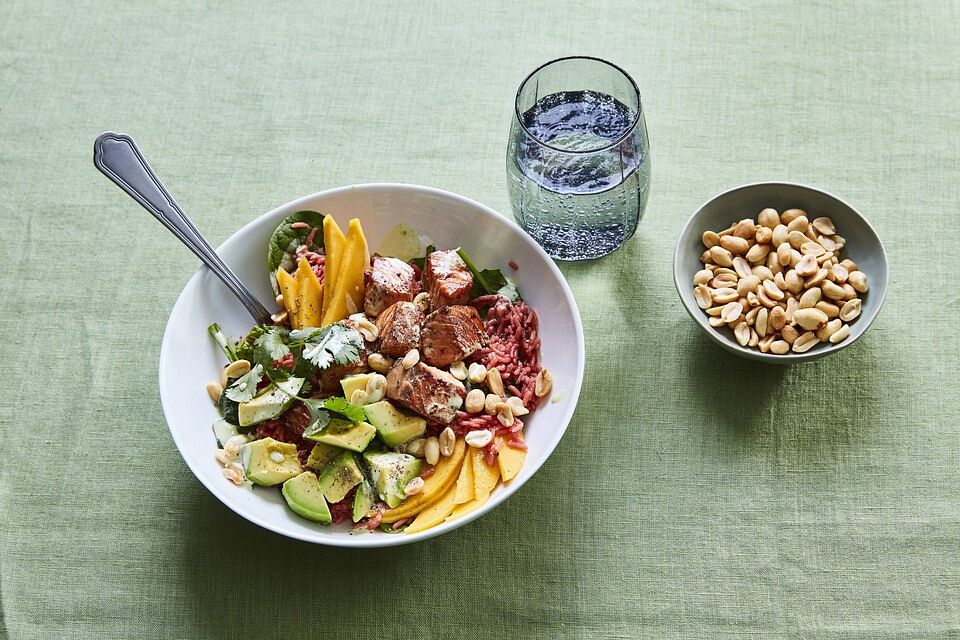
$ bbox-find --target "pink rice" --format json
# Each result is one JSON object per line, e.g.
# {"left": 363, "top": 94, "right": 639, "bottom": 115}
{"left": 470, "top": 296, "right": 542, "bottom": 410}
{"left": 294, "top": 245, "right": 325, "bottom": 283}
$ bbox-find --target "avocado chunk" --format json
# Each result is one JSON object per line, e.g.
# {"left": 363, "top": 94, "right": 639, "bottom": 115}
{"left": 363, "top": 451, "right": 422, "bottom": 508}
{"left": 304, "top": 442, "right": 340, "bottom": 473}
{"left": 240, "top": 437, "right": 301, "bottom": 486}
{"left": 352, "top": 480, "right": 376, "bottom": 522}
{"left": 305, "top": 418, "right": 377, "bottom": 452}
{"left": 212, "top": 418, "right": 240, "bottom": 447}
{"left": 341, "top": 373, "right": 375, "bottom": 404}
{"left": 237, "top": 377, "right": 305, "bottom": 427}
{"left": 363, "top": 400, "right": 427, "bottom": 446}
{"left": 318, "top": 451, "right": 365, "bottom": 503}
{"left": 281, "top": 472, "right": 332, "bottom": 524}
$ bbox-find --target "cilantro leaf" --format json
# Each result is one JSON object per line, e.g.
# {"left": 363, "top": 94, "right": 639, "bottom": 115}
{"left": 320, "top": 396, "right": 368, "bottom": 423}
{"left": 256, "top": 329, "right": 291, "bottom": 361}
{"left": 300, "top": 324, "right": 363, "bottom": 370}
{"left": 301, "top": 398, "right": 332, "bottom": 438}
{"left": 288, "top": 327, "right": 321, "bottom": 342}
{"left": 224, "top": 364, "right": 264, "bottom": 402}
{"left": 300, "top": 396, "right": 367, "bottom": 438}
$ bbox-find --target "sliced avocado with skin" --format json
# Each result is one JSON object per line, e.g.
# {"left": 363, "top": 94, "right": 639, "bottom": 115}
{"left": 317, "top": 451, "right": 365, "bottom": 503}
{"left": 282, "top": 472, "right": 332, "bottom": 524}
{"left": 240, "top": 437, "right": 301, "bottom": 486}
{"left": 363, "top": 400, "right": 427, "bottom": 446}
{"left": 352, "top": 480, "right": 376, "bottom": 522}
{"left": 363, "top": 451, "right": 422, "bottom": 508}
{"left": 341, "top": 373, "right": 375, "bottom": 404}
{"left": 304, "top": 442, "right": 340, "bottom": 473}
{"left": 305, "top": 418, "right": 377, "bottom": 452}
{"left": 237, "top": 377, "right": 304, "bottom": 427}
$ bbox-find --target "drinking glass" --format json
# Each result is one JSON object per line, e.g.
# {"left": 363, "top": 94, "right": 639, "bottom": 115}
{"left": 506, "top": 56, "right": 650, "bottom": 260}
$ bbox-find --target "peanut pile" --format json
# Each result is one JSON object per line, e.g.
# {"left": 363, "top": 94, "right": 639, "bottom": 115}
{"left": 692, "top": 208, "right": 868, "bottom": 354}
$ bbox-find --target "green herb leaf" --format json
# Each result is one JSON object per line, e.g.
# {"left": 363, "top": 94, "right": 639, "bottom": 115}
{"left": 319, "top": 396, "right": 368, "bottom": 423}
{"left": 218, "top": 391, "right": 241, "bottom": 426}
{"left": 224, "top": 364, "right": 264, "bottom": 402}
{"left": 300, "top": 324, "right": 363, "bottom": 371}
{"left": 207, "top": 323, "right": 239, "bottom": 362}
{"left": 301, "top": 398, "right": 332, "bottom": 438}
{"left": 455, "top": 247, "right": 518, "bottom": 299}
{"left": 255, "top": 329, "right": 291, "bottom": 361}
{"left": 267, "top": 211, "right": 327, "bottom": 295}
{"left": 235, "top": 325, "right": 267, "bottom": 361}
{"left": 409, "top": 244, "right": 436, "bottom": 269}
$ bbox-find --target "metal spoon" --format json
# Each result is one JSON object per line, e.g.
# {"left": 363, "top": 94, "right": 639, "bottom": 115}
{"left": 93, "top": 132, "right": 272, "bottom": 325}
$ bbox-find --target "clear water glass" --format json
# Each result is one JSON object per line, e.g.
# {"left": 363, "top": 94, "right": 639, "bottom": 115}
{"left": 507, "top": 56, "right": 650, "bottom": 260}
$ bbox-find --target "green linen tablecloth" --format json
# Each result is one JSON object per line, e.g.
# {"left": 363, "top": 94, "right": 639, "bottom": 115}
{"left": 2, "top": 1, "right": 959, "bottom": 638}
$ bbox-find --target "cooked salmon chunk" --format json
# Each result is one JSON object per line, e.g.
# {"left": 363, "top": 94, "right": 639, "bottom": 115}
{"left": 423, "top": 249, "right": 473, "bottom": 310}
{"left": 420, "top": 305, "right": 487, "bottom": 368}
{"left": 364, "top": 256, "right": 419, "bottom": 317}
{"left": 375, "top": 301, "right": 424, "bottom": 357}
{"left": 385, "top": 361, "right": 466, "bottom": 424}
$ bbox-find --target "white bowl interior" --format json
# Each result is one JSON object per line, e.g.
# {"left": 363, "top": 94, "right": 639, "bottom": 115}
{"left": 674, "top": 182, "right": 888, "bottom": 363}
{"left": 159, "top": 184, "right": 584, "bottom": 546}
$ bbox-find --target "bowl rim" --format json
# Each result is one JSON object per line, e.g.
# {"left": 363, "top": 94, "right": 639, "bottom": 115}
{"left": 158, "top": 182, "right": 585, "bottom": 547}
{"left": 672, "top": 180, "right": 888, "bottom": 363}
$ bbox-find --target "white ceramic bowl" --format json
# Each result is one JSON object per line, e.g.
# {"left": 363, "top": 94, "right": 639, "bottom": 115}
{"left": 159, "top": 183, "right": 584, "bottom": 547}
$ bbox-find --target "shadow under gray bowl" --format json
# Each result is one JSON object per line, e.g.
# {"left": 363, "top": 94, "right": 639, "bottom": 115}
{"left": 674, "top": 182, "right": 888, "bottom": 363}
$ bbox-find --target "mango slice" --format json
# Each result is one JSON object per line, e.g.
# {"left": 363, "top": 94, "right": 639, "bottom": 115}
{"left": 276, "top": 267, "right": 300, "bottom": 328}
{"left": 381, "top": 438, "right": 466, "bottom": 523}
{"left": 321, "top": 215, "right": 346, "bottom": 321}
{"left": 453, "top": 449, "right": 475, "bottom": 505}
{"left": 321, "top": 218, "right": 368, "bottom": 326}
{"left": 472, "top": 446, "right": 500, "bottom": 501}
{"left": 445, "top": 490, "right": 490, "bottom": 523}
{"left": 404, "top": 483, "right": 458, "bottom": 534}
{"left": 295, "top": 258, "right": 323, "bottom": 328}
{"left": 495, "top": 436, "right": 526, "bottom": 482}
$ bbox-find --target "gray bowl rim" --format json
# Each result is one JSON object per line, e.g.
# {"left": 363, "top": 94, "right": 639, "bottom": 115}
{"left": 672, "top": 180, "right": 888, "bottom": 364}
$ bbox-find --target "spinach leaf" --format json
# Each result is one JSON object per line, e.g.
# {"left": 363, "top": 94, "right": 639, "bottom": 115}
{"left": 409, "top": 244, "right": 436, "bottom": 269}
{"left": 267, "top": 210, "right": 327, "bottom": 294}
{"left": 456, "top": 247, "right": 519, "bottom": 300}
{"left": 218, "top": 392, "right": 241, "bottom": 426}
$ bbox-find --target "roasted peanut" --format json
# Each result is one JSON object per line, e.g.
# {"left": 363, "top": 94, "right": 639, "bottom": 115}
{"left": 758, "top": 208, "right": 780, "bottom": 229}
{"left": 848, "top": 271, "right": 868, "bottom": 293}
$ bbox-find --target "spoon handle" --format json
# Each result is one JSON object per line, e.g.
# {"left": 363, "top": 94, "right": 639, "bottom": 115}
{"left": 94, "top": 132, "right": 273, "bottom": 326}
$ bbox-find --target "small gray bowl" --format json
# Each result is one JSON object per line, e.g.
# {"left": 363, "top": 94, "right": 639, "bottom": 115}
{"left": 674, "top": 182, "right": 888, "bottom": 363}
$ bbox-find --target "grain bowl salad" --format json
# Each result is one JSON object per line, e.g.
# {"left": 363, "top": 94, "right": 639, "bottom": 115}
{"left": 205, "top": 213, "right": 551, "bottom": 534}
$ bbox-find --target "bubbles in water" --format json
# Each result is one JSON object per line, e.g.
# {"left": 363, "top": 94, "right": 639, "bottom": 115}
{"left": 507, "top": 90, "right": 650, "bottom": 260}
